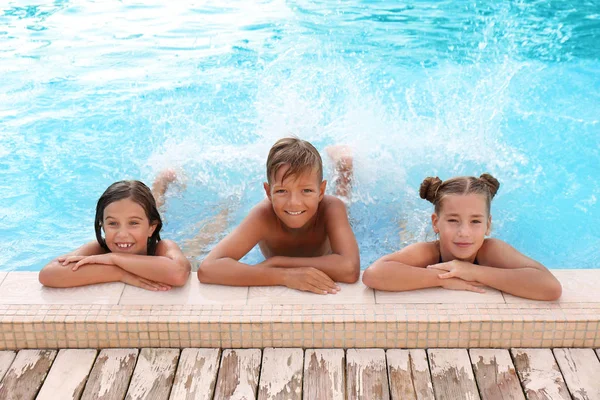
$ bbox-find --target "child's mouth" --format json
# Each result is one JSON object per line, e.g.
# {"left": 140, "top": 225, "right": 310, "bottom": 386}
{"left": 285, "top": 210, "right": 305, "bottom": 216}
{"left": 116, "top": 243, "right": 134, "bottom": 249}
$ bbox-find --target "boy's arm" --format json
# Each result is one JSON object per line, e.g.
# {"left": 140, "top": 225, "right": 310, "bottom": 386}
{"left": 430, "top": 239, "right": 562, "bottom": 301}
{"left": 267, "top": 197, "right": 360, "bottom": 283}
{"left": 198, "top": 205, "right": 339, "bottom": 294}
{"left": 362, "top": 242, "right": 485, "bottom": 293}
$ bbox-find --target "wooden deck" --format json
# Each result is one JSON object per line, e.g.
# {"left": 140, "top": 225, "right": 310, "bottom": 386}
{"left": 0, "top": 348, "right": 599, "bottom": 400}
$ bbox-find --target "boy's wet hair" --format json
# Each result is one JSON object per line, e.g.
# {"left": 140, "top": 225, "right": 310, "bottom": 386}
{"left": 420, "top": 174, "right": 500, "bottom": 215}
{"left": 94, "top": 180, "right": 163, "bottom": 256}
{"left": 266, "top": 137, "right": 323, "bottom": 184}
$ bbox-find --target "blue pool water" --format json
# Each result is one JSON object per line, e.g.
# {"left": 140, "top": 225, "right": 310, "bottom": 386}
{"left": 1, "top": 1, "right": 599, "bottom": 271}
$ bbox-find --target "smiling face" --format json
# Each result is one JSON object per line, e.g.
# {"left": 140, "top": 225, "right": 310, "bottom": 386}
{"left": 432, "top": 193, "right": 491, "bottom": 263}
{"left": 264, "top": 164, "right": 326, "bottom": 230}
{"left": 102, "top": 198, "right": 157, "bottom": 255}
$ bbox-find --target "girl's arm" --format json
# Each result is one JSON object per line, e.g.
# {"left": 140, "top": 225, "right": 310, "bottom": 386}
{"left": 72, "top": 240, "right": 191, "bottom": 287}
{"left": 362, "top": 242, "right": 485, "bottom": 293}
{"left": 430, "top": 238, "right": 561, "bottom": 301}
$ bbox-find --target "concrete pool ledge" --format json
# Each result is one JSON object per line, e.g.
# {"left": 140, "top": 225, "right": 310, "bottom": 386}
{"left": 0, "top": 270, "right": 598, "bottom": 350}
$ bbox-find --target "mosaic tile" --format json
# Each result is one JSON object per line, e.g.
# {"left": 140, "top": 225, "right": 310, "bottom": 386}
{"left": 503, "top": 269, "right": 600, "bottom": 304}
{"left": 119, "top": 275, "right": 248, "bottom": 305}
{"left": 248, "top": 274, "right": 375, "bottom": 305}
{"left": 375, "top": 286, "right": 505, "bottom": 304}
{"left": 0, "top": 272, "right": 124, "bottom": 305}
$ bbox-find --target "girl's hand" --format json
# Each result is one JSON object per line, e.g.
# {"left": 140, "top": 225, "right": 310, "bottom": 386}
{"left": 120, "top": 271, "right": 172, "bottom": 291}
{"left": 72, "top": 254, "right": 116, "bottom": 271}
{"left": 58, "top": 255, "right": 87, "bottom": 266}
{"left": 427, "top": 260, "right": 478, "bottom": 282}
{"left": 438, "top": 277, "right": 486, "bottom": 294}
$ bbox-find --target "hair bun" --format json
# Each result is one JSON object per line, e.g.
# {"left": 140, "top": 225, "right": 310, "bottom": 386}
{"left": 479, "top": 173, "right": 500, "bottom": 198}
{"left": 419, "top": 177, "right": 442, "bottom": 203}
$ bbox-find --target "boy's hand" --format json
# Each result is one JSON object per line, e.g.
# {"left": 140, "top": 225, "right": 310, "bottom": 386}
{"left": 438, "top": 277, "right": 486, "bottom": 294}
{"left": 120, "top": 271, "right": 172, "bottom": 291}
{"left": 282, "top": 267, "right": 340, "bottom": 295}
{"left": 427, "top": 260, "right": 478, "bottom": 282}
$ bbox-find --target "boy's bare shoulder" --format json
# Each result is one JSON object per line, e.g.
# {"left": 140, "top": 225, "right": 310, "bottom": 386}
{"left": 320, "top": 195, "right": 348, "bottom": 213}
{"left": 245, "top": 199, "right": 277, "bottom": 228}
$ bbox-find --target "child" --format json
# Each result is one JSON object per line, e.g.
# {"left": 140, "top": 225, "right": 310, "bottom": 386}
{"left": 362, "top": 174, "right": 562, "bottom": 301}
{"left": 198, "top": 137, "right": 360, "bottom": 294}
{"left": 39, "top": 180, "right": 191, "bottom": 290}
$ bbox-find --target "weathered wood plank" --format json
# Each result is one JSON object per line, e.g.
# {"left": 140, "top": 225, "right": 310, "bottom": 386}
{"left": 553, "top": 348, "right": 600, "bottom": 400}
{"left": 428, "top": 349, "right": 480, "bottom": 400}
{"left": 0, "top": 351, "right": 16, "bottom": 382}
{"left": 81, "top": 348, "right": 139, "bottom": 400}
{"left": 0, "top": 349, "right": 56, "bottom": 400}
{"left": 37, "top": 349, "right": 98, "bottom": 400}
{"left": 387, "top": 349, "right": 434, "bottom": 400}
{"left": 213, "top": 349, "right": 262, "bottom": 400}
{"left": 470, "top": 349, "right": 525, "bottom": 400}
{"left": 258, "top": 348, "right": 303, "bottom": 400}
{"left": 169, "top": 348, "right": 221, "bottom": 400}
{"left": 125, "top": 348, "right": 180, "bottom": 400}
{"left": 346, "top": 349, "right": 389, "bottom": 400}
{"left": 303, "top": 349, "right": 345, "bottom": 400}
{"left": 511, "top": 348, "right": 571, "bottom": 400}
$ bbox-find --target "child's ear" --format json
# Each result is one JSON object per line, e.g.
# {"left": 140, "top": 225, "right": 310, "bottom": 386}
{"left": 263, "top": 182, "right": 272, "bottom": 200}
{"left": 148, "top": 221, "right": 158, "bottom": 237}
{"left": 319, "top": 180, "right": 327, "bottom": 200}
{"left": 486, "top": 215, "right": 492, "bottom": 236}
{"left": 431, "top": 213, "right": 439, "bottom": 233}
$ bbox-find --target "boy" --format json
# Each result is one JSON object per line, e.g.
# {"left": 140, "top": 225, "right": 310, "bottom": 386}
{"left": 198, "top": 137, "right": 360, "bottom": 294}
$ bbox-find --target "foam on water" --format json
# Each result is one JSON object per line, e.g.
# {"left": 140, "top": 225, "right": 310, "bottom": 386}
{"left": 0, "top": 0, "right": 599, "bottom": 270}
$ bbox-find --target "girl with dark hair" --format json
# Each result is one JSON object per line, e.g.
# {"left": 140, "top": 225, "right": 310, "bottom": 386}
{"left": 362, "top": 174, "right": 562, "bottom": 301}
{"left": 39, "top": 180, "right": 190, "bottom": 290}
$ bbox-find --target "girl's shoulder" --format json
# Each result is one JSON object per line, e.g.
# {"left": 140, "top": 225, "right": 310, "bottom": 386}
{"left": 154, "top": 239, "right": 183, "bottom": 255}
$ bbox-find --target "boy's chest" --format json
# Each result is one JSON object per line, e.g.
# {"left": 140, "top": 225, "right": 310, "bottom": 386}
{"left": 259, "top": 227, "right": 330, "bottom": 258}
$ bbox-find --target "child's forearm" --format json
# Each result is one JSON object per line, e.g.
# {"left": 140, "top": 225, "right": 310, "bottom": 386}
{"left": 267, "top": 255, "right": 360, "bottom": 283}
{"left": 473, "top": 266, "right": 562, "bottom": 300}
{"left": 197, "top": 258, "right": 286, "bottom": 286}
{"left": 362, "top": 261, "right": 442, "bottom": 291}
{"left": 39, "top": 262, "right": 125, "bottom": 288}
{"left": 111, "top": 254, "right": 189, "bottom": 286}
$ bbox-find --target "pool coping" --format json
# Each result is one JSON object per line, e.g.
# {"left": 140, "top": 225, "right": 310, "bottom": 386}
{"left": 0, "top": 270, "right": 598, "bottom": 350}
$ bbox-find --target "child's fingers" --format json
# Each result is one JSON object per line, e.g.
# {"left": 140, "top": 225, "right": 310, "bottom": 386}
{"left": 438, "top": 272, "right": 453, "bottom": 279}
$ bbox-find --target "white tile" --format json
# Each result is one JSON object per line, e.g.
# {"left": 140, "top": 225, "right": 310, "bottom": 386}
{"left": 375, "top": 286, "right": 505, "bottom": 304}
{"left": 119, "top": 275, "right": 248, "bottom": 305}
{"left": 0, "top": 272, "right": 7, "bottom": 286}
{"left": 503, "top": 269, "right": 600, "bottom": 303}
{"left": 248, "top": 273, "right": 375, "bottom": 305}
{"left": 0, "top": 272, "right": 124, "bottom": 305}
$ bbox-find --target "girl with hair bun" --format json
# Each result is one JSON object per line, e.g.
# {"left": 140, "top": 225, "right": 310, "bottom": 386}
{"left": 362, "top": 174, "right": 562, "bottom": 301}
{"left": 39, "top": 180, "right": 190, "bottom": 291}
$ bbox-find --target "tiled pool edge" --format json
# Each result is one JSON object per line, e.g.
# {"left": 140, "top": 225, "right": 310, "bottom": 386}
{"left": 0, "top": 270, "right": 598, "bottom": 350}
{"left": 1, "top": 303, "right": 598, "bottom": 350}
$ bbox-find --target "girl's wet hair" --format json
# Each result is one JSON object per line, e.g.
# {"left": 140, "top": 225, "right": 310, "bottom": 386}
{"left": 94, "top": 180, "right": 162, "bottom": 255}
{"left": 419, "top": 174, "right": 500, "bottom": 215}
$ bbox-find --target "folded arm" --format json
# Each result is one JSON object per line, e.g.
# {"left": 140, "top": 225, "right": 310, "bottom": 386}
{"left": 446, "top": 239, "right": 561, "bottom": 300}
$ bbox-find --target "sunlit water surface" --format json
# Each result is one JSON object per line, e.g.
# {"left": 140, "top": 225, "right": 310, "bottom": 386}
{"left": 1, "top": 0, "right": 599, "bottom": 270}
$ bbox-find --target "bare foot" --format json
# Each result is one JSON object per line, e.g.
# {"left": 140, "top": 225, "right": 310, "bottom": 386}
{"left": 152, "top": 169, "right": 177, "bottom": 208}
{"left": 325, "top": 145, "right": 353, "bottom": 199}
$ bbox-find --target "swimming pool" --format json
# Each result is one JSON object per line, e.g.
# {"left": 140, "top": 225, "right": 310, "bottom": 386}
{"left": 1, "top": 0, "right": 599, "bottom": 271}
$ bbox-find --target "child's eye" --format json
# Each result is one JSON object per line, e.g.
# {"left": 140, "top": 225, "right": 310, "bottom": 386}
{"left": 302, "top": 189, "right": 314, "bottom": 193}
{"left": 275, "top": 189, "right": 286, "bottom": 194}
{"left": 107, "top": 222, "right": 118, "bottom": 226}
{"left": 448, "top": 219, "right": 458, "bottom": 223}
{"left": 130, "top": 221, "right": 139, "bottom": 225}
{"left": 472, "top": 220, "right": 481, "bottom": 224}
